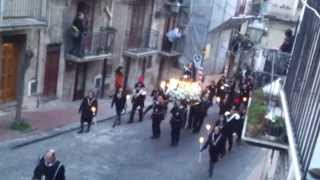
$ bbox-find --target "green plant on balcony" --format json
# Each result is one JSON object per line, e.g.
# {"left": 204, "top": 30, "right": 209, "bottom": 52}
{"left": 266, "top": 116, "right": 287, "bottom": 142}
{"left": 247, "top": 89, "right": 268, "bottom": 137}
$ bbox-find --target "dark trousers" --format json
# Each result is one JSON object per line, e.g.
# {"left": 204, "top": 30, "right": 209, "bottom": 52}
{"left": 72, "top": 36, "right": 82, "bottom": 56}
{"left": 236, "top": 120, "right": 244, "bottom": 142}
{"left": 80, "top": 117, "right": 92, "bottom": 132}
{"left": 144, "top": 104, "right": 153, "bottom": 115}
{"left": 129, "top": 104, "right": 144, "bottom": 122}
{"left": 193, "top": 115, "right": 205, "bottom": 133}
{"left": 152, "top": 119, "right": 161, "bottom": 138}
{"left": 187, "top": 110, "right": 195, "bottom": 129}
{"left": 226, "top": 132, "right": 233, "bottom": 151}
{"left": 113, "top": 109, "right": 122, "bottom": 127}
{"left": 209, "top": 160, "right": 215, "bottom": 177}
{"left": 171, "top": 125, "right": 181, "bottom": 146}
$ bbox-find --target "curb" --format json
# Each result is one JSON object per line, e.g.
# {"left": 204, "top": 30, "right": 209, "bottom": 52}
{"left": 9, "top": 112, "right": 131, "bottom": 149}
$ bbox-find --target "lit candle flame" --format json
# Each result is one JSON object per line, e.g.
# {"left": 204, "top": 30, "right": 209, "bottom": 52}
{"left": 205, "top": 124, "right": 211, "bottom": 131}
{"left": 243, "top": 97, "right": 248, "bottom": 102}
{"left": 216, "top": 97, "right": 221, "bottom": 102}
{"left": 91, "top": 106, "right": 97, "bottom": 113}
{"left": 199, "top": 137, "right": 205, "bottom": 144}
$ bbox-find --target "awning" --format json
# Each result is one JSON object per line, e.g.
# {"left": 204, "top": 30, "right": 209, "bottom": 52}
{"left": 210, "top": 15, "right": 256, "bottom": 34}
{"left": 0, "top": 18, "right": 47, "bottom": 31}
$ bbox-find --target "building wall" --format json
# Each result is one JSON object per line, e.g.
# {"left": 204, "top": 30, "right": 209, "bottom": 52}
{"left": 260, "top": 20, "right": 295, "bottom": 50}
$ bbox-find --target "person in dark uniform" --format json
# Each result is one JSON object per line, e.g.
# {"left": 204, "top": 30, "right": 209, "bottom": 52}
{"left": 78, "top": 91, "right": 98, "bottom": 133}
{"left": 151, "top": 96, "right": 166, "bottom": 139}
{"left": 144, "top": 87, "right": 165, "bottom": 115}
{"left": 32, "top": 149, "right": 65, "bottom": 180}
{"left": 235, "top": 110, "right": 246, "bottom": 143}
{"left": 193, "top": 96, "right": 211, "bottom": 133}
{"left": 170, "top": 101, "right": 184, "bottom": 146}
{"left": 201, "top": 126, "right": 223, "bottom": 178}
{"left": 111, "top": 88, "right": 127, "bottom": 128}
{"left": 240, "top": 84, "right": 250, "bottom": 107}
{"left": 128, "top": 82, "right": 146, "bottom": 123}
{"left": 207, "top": 81, "right": 217, "bottom": 102}
{"left": 221, "top": 111, "right": 240, "bottom": 153}
{"left": 187, "top": 101, "right": 201, "bottom": 129}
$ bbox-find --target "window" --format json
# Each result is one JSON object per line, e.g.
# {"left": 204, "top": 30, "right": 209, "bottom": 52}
{"left": 94, "top": 74, "right": 102, "bottom": 89}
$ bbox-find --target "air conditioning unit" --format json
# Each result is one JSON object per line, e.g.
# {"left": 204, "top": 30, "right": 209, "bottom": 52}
{"left": 28, "top": 79, "right": 38, "bottom": 96}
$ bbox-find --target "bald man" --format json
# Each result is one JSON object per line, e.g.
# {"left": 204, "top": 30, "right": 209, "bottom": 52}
{"left": 32, "top": 149, "right": 65, "bottom": 180}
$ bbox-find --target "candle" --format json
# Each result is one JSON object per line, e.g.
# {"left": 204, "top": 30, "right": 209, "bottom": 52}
{"left": 205, "top": 124, "right": 211, "bottom": 132}
{"left": 199, "top": 136, "right": 205, "bottom": 163}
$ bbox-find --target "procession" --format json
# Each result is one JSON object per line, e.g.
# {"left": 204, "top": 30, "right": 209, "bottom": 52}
{"left": 55, "top": 63, "right": 254, "bottom": 179}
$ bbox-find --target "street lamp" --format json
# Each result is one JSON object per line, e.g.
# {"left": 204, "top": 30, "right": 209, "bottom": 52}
{"left": 246, "top": 20, "right": 268, "bottom": 44}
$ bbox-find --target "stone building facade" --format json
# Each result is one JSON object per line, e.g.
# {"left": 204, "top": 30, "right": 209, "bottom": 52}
{"left": 0, "top": 0, "right": 190, "bottom": 112}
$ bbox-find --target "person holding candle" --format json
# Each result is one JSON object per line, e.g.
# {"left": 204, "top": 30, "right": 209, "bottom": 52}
{"left": 78, "top": 90, "right": 98, "bottom": 133}
{"left": 151, "top": 96, "right": 166, "bottom": 139}
{"left": 201, "top": 126, "right": 223, "bottom": 177}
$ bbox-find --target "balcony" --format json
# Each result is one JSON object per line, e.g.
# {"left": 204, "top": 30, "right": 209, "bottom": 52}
{"left": 160, "top": 35, "right": 185, "bottom": 58}
{"left": 0, "top": 0, "right": 48, "bottom": 31}
{"left": 242, "top": 49, "right": 291, "bottom": 150}
{"left": 123, "top": 30, "right": 160, "bottom": 59}
{"left": 65, "top": 30, "right": 116, "bottom": 63}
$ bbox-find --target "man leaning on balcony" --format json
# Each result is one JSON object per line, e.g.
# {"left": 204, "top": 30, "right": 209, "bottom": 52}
{"left": 71, "top": 12, "right": 85, "bottom": 57}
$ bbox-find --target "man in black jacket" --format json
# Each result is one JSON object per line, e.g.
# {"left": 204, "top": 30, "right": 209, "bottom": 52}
{"left": 170, "top": 101, "right": 185, "bottom": 146}
{"left": 151, "top": 96, "right": 166, "bottom": 139}
{"left": 111, "top": 88, "right": 127, "bottom": 127}
{"left": 71, "top": 12, "right": 85, "bottom": 56}
{"left": 32, "top": 149, "right": 65, "bottom": 180}
{"left": 201, "top": 127, "right": 224, "bottom": 177}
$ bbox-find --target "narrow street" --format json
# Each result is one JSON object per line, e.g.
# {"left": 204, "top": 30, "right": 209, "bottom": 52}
{"left": 0, "top": 104, "right": 267, "bottom": 180}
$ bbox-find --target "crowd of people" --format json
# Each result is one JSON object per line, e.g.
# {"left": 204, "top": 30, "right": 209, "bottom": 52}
{"left": 32, "top": 65, "right": 254, "bottom": 179}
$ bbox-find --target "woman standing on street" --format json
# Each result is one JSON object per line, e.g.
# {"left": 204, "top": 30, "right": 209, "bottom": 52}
{"left": 201, "top": 126, "right": 223, "bottom": 178}
{"left": 78, "top": 91, "right": 98, "bottom": 133}
{"left": 111, "top": 88, "right": 127, "bottom": 128}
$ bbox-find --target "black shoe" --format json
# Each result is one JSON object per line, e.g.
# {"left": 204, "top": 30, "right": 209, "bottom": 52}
{"left": 77, "top": 130, "right": 83, "bottom": 134}
{"left": 127, "top": 121, "right": 133, "bottom": 124}
{"left": 86, "top": 128, "right": 90, "bottom": 133}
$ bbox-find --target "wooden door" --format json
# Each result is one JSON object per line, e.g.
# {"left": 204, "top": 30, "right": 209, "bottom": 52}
{"left": 127, "top": 1, "right": 147, "bottom": 48}
{"left": 43, "top": 45, "right": 60, "bottom": 97}
{"left": 1, "top": 43, "right": 19, "bottom": 102}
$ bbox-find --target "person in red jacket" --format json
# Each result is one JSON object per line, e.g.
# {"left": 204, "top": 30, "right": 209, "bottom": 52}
{"left": 115, "top": 66, "right": 124, "bottom": 91}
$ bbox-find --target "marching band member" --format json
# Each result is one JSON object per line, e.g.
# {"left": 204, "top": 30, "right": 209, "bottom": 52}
{"left": 151, "top": 96, "right": 166, "bottom": 139}
{"left": 201, "top": 126, "right": 224, "bottom": 177}
{"left": 128, "top": 82, "right": 147, "bottom": 123}
{"left": 170, "top": 101, "right": 185, "bottom": 147}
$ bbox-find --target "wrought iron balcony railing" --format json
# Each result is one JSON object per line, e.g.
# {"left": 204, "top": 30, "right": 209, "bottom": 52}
{"left": 123, "top": 30, "right": 160, "bottom": 58}
{"left": 0, "top": 0, "right": 48, "bottom": 29}
{"left": 126, "top": 30, "right": 160, "bottom": 50}
{"left": 67, "top": 30, "right": 116, "bottom": 58}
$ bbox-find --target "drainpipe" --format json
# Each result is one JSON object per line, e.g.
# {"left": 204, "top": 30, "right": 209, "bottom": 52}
{"left": 35, "top": 29, "right": 41, "bottom": 108}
